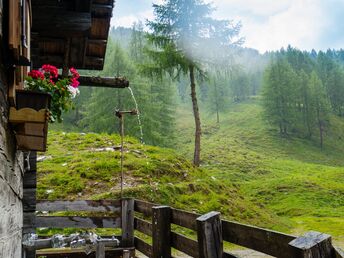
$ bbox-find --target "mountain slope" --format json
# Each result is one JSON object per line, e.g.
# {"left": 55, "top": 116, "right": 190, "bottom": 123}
{"left": 176, "top": 98, "right": 344, "bottom": 245}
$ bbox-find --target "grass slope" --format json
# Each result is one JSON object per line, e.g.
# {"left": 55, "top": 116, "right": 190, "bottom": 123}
{"left": 176, "top": 98, "right": 344, "bottom": 245}
{"left": 37, "top": 98, "right": 344, "bottom": 246}
{"left": 38, "top": 131, "right": 285, "bottom": 231}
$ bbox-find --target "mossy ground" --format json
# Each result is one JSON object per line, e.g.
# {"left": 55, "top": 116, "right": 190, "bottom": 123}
{"left": 38, "top": 98, "right": 344, "bottom": 247}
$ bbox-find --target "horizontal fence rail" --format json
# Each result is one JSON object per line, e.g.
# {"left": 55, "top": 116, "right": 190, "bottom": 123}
{"left": 33, "top": 199, "right": 344, "bottom": 258}
{"left": 133, "top": 199, "right": 343, "bottom": 258}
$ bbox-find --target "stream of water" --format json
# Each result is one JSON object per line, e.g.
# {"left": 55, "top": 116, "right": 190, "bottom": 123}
{"left": 128, "top": 86, "right": 144, "bottom": 144}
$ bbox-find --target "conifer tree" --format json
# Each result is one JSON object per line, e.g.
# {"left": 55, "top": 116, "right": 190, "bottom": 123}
{"left": 144, "top": 0, "right": 241, "bottom": 166}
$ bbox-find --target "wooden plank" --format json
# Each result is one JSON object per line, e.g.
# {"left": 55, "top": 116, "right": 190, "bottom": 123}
{"left": 9, "top": 107, "right": 47, "bottom": 123}
{"left": 23, "top": 188, "right": 36, "bottom": 212}
{"left": 23, "top": 170, "right": 36, "bottom": 188}
{"left": 36, "top": 248, "right": 134, "bottom": 258}
{"left": 134, "top": 237, "right": 152, "bottom": 258}
{"left": 223, "top": 252, "right": 240, "bottom": 258}
{"left": 222, "top": 220, "right": 296, "bottom": 258}
{"left": 197, "top": 211, "right": 223, "bottom": 258}
{"left": 134, "top": 217, "right": 152, "bottom": 236}
{"left": 134, "top": 199, "right": 154, "bottom": 216}
{"left": 78, "top": 75, "right": 129, "bottom": 88}
{"left": 334, "top": 247, "right": 344, "bottom": 258}
{"left": 36, "top": 200, "right": 121, "bottom": 212}
{"left": 36, "top": 216, "right": 121, "bottom": 228}
{"left": 121, "top": 198, "right": 135, "bottom": 247}
{"left": 23, "top": 212, "right": 36, "bottom": 233}
{"left": 171, "top": 208, "right": 199, "bottom": 231}
{"left": 152, "top": 206, "right": 171, "bottom": 258}
{"left": 96, "top": 242, "right": 105, "bottom": 258}
{"left": 32, "top": 9, "right": 91, "bottom": 35}
{"left": 289, "top": 231, "right": 333, "bottom": 258}
{"left": 171, "top": 232, "right": 199, "bottom": 258}
{"left": 15, "top": 134, "right": 46, "bottom": 152}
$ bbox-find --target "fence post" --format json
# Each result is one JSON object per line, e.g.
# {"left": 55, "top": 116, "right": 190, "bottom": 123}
{"left": 197, "top": 211, "right": 223, "bottom": 258}
{"left": 289, "top": 231, "right": 333, "bottom": 258}
{"left": 152, "top": 206, "right": 171, "bottom": 258}
{"left": 121, "top": 198, "right": 134, "bottom": 247}
{"left": 95, "top": 242, "right": 105, "bottom": 258}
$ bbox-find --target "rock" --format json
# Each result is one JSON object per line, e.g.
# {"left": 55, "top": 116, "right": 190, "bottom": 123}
{"left": 77, "top": 192, "right": 82, "bottom": 197}
{"left": 37, "top": 155, "right": 52, "bottom": 162}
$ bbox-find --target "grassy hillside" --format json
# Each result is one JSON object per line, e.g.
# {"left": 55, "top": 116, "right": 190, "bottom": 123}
{"left": 37, "top": 98, "right": 344, "bottom": 246}
{"left": 176, "top": 98, "right": 344, "bottom": 245}
{"left": 38, "top": 131, "right": 286, "bottom": 230}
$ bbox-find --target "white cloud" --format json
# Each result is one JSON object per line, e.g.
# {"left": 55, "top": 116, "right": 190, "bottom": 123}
{"left": 210, "top": 0, "right": 329, "bottom": 52}
{"left": 111, "top": 0, "right": 340, "bottom": 52}
{"left": 111, "top": 9, "right": 154, "bottom": 27}
{"left": 211, "top": 0, "right": 291, "bottom": 17}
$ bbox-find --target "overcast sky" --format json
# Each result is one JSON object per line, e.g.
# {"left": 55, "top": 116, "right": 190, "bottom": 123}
{"left": 111, "top": 0, "right": 344, "bottom": 53}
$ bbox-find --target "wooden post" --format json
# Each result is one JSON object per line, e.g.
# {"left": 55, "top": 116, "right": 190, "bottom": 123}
{"left": 121, "top": 198, "right": 134, "bottom": 247}
{"left": 289, "top": 231, "right": 333, "bottom": 258}
{"left": 196, "top": 211, "right": 223, "bottom": 258}
{"left": 152, "top": 206, "right": 171, "bottom": 258}
{"left": 23, "top": 151, "right": 37, "bottom": 258}
{"left": 95, "top": 242, "right": 105, "bottom": 258}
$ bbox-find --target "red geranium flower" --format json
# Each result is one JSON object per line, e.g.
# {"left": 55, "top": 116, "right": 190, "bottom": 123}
{"left": 69, "top": 67, "right": 80, "bottom": 79}
{"left": 28, "top": 70, "right": 44, "bottom": 80}
{"left": 42, "top": 64, "right": 58, "bottom": 79}
{"left": 70, "top": 77, "right": 80, "bottom": 88}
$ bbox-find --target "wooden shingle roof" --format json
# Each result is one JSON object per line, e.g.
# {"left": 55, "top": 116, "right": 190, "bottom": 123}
{"left": 31, "top": 0, "right": 115, "bottom": 70}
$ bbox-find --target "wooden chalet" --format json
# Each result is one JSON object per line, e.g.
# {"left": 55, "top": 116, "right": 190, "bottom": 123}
{"left": 0, "top": 0, "right": 343, "bottom": 258}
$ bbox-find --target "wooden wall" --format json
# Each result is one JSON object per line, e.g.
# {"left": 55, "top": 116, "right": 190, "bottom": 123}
{"left": 0, "top": 76, "right": 25, "bottom": 257}
{"left": 0, "top": 1, "right": 25, "bottom": 257}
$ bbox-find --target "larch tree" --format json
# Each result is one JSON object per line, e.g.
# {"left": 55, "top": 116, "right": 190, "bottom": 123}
{"left": 262, "top": 57, "right": 297, "bottom": 135}
{"left": 145, "top": 0, "right": 241, "bottom": 166}
{"left": 308, "top": 71, "right": 330, "bottom": 149}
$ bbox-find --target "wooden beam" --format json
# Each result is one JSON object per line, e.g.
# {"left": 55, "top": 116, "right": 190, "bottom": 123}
{"left": 134, "top": 237, "right": 152, "bottom": 258}
{"left": 32, "top": 10, "right": 91, "bottom": 36}
{"left": 78, "top": 76, "right": 129, "bottom": 88}
{"left": 222, "top": 220, "right": 296, "bottom": 258}
{"left": 197, "top": 211, "right": 223, "bottom": 258}
{"left": 152, "top": 206, "right": 171, "bottom": 258}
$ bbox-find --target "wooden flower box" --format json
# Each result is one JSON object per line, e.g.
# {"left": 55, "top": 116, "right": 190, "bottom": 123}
{"left": 9, "top": 90, "right": 51, "bottom": 151}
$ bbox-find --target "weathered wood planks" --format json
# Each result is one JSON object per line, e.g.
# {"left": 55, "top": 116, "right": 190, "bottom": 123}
{"left": 222, "top": 220, "right": 296, "bottom": 258}
{"left": 135, "top": 237, "right": 152, "bottom": 257}
{"left": 134, "top": 217, "right": 152, "bottom": 236}
{"left": 171, "top": 232, "right": 199, "bottom": 258}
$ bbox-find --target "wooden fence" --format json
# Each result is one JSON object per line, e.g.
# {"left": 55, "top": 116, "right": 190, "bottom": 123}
{"left": 32, "top": 198, "right": 344, "bottom": 258}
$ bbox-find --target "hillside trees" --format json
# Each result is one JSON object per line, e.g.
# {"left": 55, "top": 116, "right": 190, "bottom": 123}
{"left": 263, "top": 47, "right": 339, "bottom": 148}
{"left": 144, "top": 0, "right": 242, "bottom": 166}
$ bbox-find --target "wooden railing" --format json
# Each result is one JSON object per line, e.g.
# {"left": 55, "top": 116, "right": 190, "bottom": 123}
{"left": 32, "top": 199, "right": 344, "bottom": 258}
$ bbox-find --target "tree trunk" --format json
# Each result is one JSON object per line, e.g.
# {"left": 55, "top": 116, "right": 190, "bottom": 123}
{"left": 214, "top": 78, "right": 220, "bottom": 124}
{"left": 189, "top": 65, "right": 201, "bottom": 166}
{"left": 317, "top": 109, "right": 324, "bottom": 150}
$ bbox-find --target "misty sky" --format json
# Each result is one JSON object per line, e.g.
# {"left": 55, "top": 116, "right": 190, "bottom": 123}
{"left": 111, "top": 0, "right": 344, "bottom": 53}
